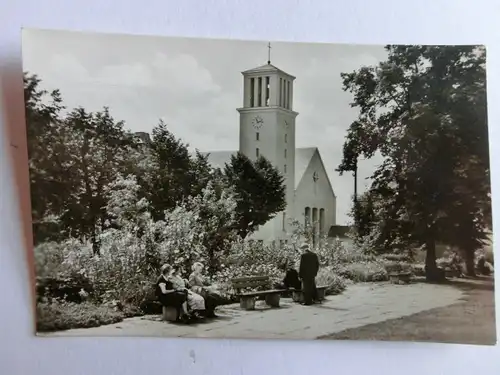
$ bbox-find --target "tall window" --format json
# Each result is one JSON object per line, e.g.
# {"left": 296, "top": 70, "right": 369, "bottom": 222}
{"left": 285, "top": 133, "right": 287, "bottom": 143}
{"left": 287, "top": 81, "right": 291, "bottom": 109}
{"left": 256, "top": 148, "right": 260, "bottom": 157}
{"left": 284, "top": 80, "right": 288, "bottom": 109}
{"left": 319, "top": 208, "right": 325, "bottom": 235}
{"left": 282, "top": 78, "right": 286, "bottom": 107}
{"left": 284, "top": 164, "right": 287, "bottom": 173}
{"left": 265, "top": 76, "right": 270, "bottom": 106}
{"left": 284, "top": 149, "right": 287, "bottom": 158}
{"left": 279, "top": 78, "right": 283, "bottom": 107}
{"left": 250, "top": 78, "right": 255, "bottom": 107}
{"left": 312, "top": 208, "right": 318, "bottom": 247}
{"left": 256, "top": 132, "right": 260, "bottom": 141}
{"left": 258, "top": 77, "right": 262, "bottom": 106}
{"left": 304, "top": 207, "right": 311, "bottom": 227}
{"left": 282, "top": 212, "right": 286, "bottom": 231}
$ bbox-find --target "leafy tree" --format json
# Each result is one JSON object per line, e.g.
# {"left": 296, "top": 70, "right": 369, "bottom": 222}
{"left": 140, "top": 121, "right": 214, "bottom": 221}
{"left": 59, "top": 107, "right": 139, "bottom": 253}
{"left": 25, "top": 73, "right": 142, "bottom": 251}
{"left": 351, "top": 191, "right": 376, "bottom": 240}
{"left": 338, "top": 45, "right": 490, "bottom": 280}
{"left": 223, "top": 152, "right": 286, "bottom": 238}
{"left": 24, "top": 73, "right": 67, "bottom": 242}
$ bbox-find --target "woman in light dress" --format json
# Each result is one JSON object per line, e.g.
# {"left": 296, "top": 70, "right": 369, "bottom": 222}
{"left": 170, "top": 265, "right": 206, "bottom": 318}
{"left": 188, "top": 262, "right": 223, "bottom": 318}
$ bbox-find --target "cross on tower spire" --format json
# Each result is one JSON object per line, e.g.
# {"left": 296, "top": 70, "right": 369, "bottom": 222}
{"left": 267, "top": 42, "right": 271, "bottom": 64}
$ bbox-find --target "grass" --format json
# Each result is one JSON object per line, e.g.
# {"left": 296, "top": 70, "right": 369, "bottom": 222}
{"left": 319, "top": 276, "right": 496, "bottom": 345}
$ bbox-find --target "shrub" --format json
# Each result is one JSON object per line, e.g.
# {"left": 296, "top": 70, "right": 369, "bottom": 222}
{"left": 436, "top": 252, "right": 466, "bottom": 277}
{"left": 316, "top": 267, "right": 347, "bottom": 295}
{"left": 211, "top": 263, "right": 282, "bottom": 296}
{"left": 382, "top": 260, "right": 413, "bottom": 274}
{"left": 477, "top": 245, "right": 494, "bottom": 266}
{"left": 338, "top": 261, "right": 388, "bottom": 282}
{"left": 382, "top": 253, "right": 412, "bottom": 263}
{"left": 411, "top": 264, "right": 426, "bottom": 277}
{"left": 36, "top": 301, "right": 124, "bottom": 332}
{"left": 36, "top": 274, "right": 93, "bottom": 304}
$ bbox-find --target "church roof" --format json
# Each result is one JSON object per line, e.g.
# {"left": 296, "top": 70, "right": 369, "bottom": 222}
{"left": 200, "top": 147, "right": 318, "bottom": 189}
{"left": 242, "top": 63, "right": 295, "bottom": 79}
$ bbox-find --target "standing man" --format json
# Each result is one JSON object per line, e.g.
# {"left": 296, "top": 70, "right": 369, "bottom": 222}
{"left": 298, "top": 243, "right": 319, "bottom": 305}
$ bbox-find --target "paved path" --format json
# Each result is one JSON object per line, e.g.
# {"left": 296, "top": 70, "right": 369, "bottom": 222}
{"left": 40, "top": 282, "right": 464, "bottom": 340}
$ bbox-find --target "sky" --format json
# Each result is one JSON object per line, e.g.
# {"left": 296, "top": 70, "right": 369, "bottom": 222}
{"left": 22, "top": 29, "right": 388, "bottom": 225}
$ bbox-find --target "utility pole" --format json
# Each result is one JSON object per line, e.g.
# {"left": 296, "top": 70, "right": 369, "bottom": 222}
{"left": 353, "top": 159, "right": 358, "bottom": 204}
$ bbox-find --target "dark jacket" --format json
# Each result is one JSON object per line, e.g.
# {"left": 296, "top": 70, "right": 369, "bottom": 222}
{"left": 299, "top": 251, "right": 319, "bottom": 279}
{"left": 283, "top": 269, "right": 301, "bottom": 289}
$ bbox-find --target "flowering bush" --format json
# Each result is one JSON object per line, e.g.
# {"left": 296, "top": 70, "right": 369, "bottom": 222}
{"left": 157, "top": 181, "right": 238, "bottom": 274}
{"left": 338, "top": 261, "right": 388, "bottom": 282}
{"left": 316, "top": 267, "right": 347, "bottom": 295}
{"left": 34, "top": 175, "right": 240, "bottom": 315}
{"left": 436, "top": 251, "right": 466, "bottom": 277}
{"left": 37, "top": 300, "right": 124, "bottom": 332}
{"left": 382, "top": 260, "right": 413, "bottom": 274}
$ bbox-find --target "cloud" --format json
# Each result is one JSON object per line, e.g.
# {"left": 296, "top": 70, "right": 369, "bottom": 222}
{"left": 22, "top": 31, "right": 388, "bottom": 224}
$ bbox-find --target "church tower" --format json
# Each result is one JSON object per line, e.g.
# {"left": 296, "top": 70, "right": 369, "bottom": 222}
{"left": 236, "top": 45, "right": 299, "bottom": 241}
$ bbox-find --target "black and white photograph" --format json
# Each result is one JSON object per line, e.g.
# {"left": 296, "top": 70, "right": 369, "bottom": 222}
{"left": 23, "top": 28, "right": 495, "bottom": 344}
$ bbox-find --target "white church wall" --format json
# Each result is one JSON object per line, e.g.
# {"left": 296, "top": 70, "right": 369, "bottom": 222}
{"left": 248, "top": 215, "right": 277, "bottom": 242}
{"left": 293, "top": 150, "right": 337, "bottom": 236}
{"left": 239, "top": 109, "right": 279, "bottom": 164}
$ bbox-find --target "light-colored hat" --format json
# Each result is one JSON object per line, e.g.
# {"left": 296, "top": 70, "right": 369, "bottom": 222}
{"left": 300, "top": 243, "right": 310, "bottom": 250}
{"left": 192, "top": 262, "right": 204, "bottom": 271}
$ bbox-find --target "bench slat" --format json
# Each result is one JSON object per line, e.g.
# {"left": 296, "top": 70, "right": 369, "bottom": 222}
{"left": 231, "top": 276, "right": 269, "bottom": 283}
{"left": 237, "top": 289, "right": 286, "bottom": 297}
{"left": 231, "top": 275, "right": 271, "bottom": 291}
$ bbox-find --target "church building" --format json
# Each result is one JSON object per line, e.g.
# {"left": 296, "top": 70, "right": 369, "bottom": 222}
{"left": 203, "top": 56, "right": 337, "bottom": 244}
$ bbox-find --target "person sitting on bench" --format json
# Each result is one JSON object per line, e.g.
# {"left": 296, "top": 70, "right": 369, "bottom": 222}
{"left": 189, "top": 262, "right": 223, "bottom": 318}
{"left": 275, "top": 259, "right": 302, "bottom": 290}
{"left": 170, "top": 265, "right": 206, "bottom": 319}
{"left": 156, "top": 263, "right": 190, "bottom": 323}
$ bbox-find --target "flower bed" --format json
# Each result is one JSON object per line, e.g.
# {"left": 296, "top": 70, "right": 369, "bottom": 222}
{"left": 338, "top": 261, "right": 388, "bottom": 282}
{"left": 37, "top": 301, "right": 126, "bottom": 332}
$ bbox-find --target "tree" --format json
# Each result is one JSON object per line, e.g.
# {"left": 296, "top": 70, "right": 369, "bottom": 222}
{"left": 59, "top": 107, "right": 139, "bottom": 253}
{"left": 351, "top": 191, "right": 376, "bottom": 240}
{"left": 223, "top": 152, "right": 286, "bottom": 238}
{"left": 160, "top": 182, "right": 238, "bottom": 276}
{"left": 24, "top": 73, "right": 67, "bottom": 243}
{"left": 338, "top": 45, "right": 489, "bottom": 280}
{"left": 140, "top": 121, "right": 214, "bottom": 221}
{"left": 24, "top": 73, "right": 142, "bottom": 250}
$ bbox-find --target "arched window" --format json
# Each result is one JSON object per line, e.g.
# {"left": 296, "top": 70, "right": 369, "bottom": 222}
{"left": 319, "top": 208, "right": 325, "bottom": 235}
{"left": 304, "top": 207, "right": 311, "bottom": 227}
{"left": 312, "top": 208, "right": 318, "bottom": 247}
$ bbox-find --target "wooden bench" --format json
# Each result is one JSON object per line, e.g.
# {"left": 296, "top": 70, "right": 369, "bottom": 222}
{"left": 290, "top": 285, "right": 328, "bottom": 303}
{"left": 231, "top": 276, "right": 284, "bottom": 310}
{"left": 389, "top": 272, "right": 412, "bottom": 284}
